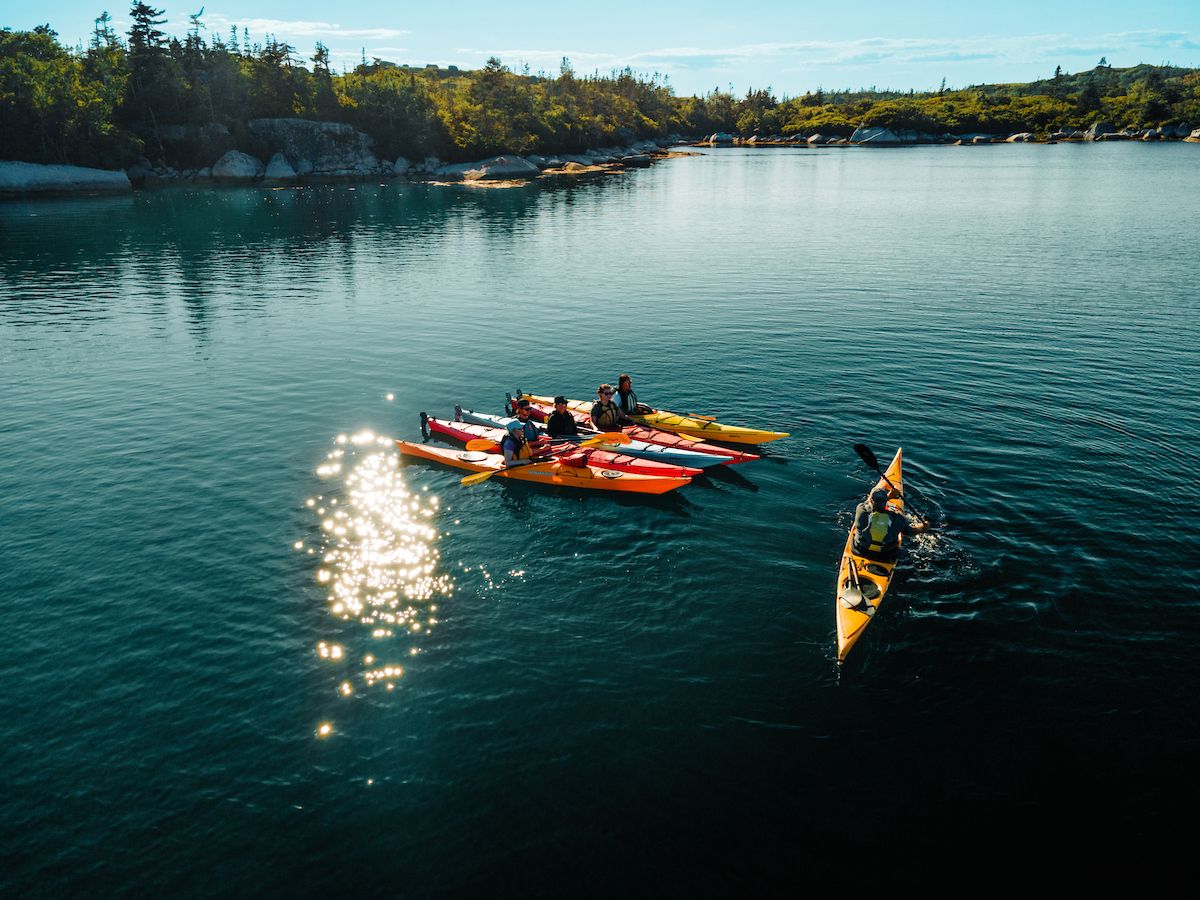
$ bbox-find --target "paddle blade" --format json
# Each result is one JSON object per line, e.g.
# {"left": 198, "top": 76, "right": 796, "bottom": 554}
{"left": 578, "top": 431, "right": 632, "bottom": 449}
{"left": 853, "top": 442, "right": 881, "bottom": 473}
{"left": 465, "top": 439, "right": 499, "bottom": 452}
{"left": 460, "top": 469, "right": 497, "bottom": 486}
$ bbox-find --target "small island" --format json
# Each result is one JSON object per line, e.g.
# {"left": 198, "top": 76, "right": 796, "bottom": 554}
{"left": 2, "top": 7, "right": 1198, "bottom": 196}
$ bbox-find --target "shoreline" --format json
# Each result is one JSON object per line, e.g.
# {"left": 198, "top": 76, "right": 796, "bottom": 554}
{"left": 2, "top": 127, "right": 1195, "bottom": 200}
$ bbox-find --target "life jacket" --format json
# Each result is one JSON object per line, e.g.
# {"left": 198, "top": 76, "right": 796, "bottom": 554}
{"left": 592, "top": 400, "right": 621, "bottom": 429}
{"left": 500, "top": 433, "right": 533, "bottom": 462}
{"left": 616, "top": 388, "right": 639, "bottom": 414}
{"left": 864, "top": 510, "right": 895, "bottom": 553}
{"left": 853, "top": 502, "right": 902, "bottom": 555}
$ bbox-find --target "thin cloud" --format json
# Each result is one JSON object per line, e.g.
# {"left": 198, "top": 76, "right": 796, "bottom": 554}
{"left": 203, "top": 14, "right": 408, "bottom": 41}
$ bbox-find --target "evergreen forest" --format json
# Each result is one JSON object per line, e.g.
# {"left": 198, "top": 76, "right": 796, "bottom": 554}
{"left": 3, "top": 5, "right": 1199, "bottom": 169}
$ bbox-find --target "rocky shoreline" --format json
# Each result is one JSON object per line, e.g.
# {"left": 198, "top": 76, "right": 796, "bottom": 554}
{"left": 697, "top": 121, "right": 1200, "bottom": 147}
{"left": 0, "top": 117, "right": 692, "bottom": 199}
{"left": 5, "top": 116, "right": 1196, "bottom": 198}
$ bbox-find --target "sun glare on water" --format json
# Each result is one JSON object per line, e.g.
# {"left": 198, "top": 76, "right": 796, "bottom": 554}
{"left": 299, "top": 430, "right": 454, "bottom": 739}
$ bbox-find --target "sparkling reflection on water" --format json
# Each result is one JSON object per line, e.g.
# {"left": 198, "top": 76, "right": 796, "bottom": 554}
{"left": 303, "top": 429, "right": 453, "bottom": 725}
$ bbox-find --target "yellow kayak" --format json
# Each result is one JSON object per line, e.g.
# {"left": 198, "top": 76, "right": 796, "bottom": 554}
{"left": 519, "top": 392, "right": 789, "bottom": 445}
{"left": 835, "top": 447, "right": 905, "bottom": 663}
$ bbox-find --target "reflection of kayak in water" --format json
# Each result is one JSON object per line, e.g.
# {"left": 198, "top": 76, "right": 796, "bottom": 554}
{"left": 394, "top": 441, "right": 692, "bottom": 495}
{"left": 836, "top": 447, "right": 905, "bottom": 664}
{"left": 519, "top": 391, "right": 789, "bottom": 446}
{"left": 420, "top": 414, "right": 703, "bottom": 478}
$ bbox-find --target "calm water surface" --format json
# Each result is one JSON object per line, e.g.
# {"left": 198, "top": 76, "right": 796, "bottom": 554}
{"left": 2, "top": 144, "right": 1198, "bottom": 893}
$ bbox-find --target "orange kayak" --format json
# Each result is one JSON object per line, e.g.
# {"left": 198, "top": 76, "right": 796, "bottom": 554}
{"left": 395, "top": 441, "right": 691, "bottom": 494}
{"left": 836, "top": 447, "right": 906, "bottom": 663}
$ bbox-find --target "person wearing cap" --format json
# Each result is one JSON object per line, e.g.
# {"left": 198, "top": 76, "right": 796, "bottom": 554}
{"left": 545, "top": 396, "right": 580, "bottom": 437}
{"left": 591, "top": 383, "right": 634, "bottom": 431}
{"left": 512, "top": 398, "right": 547, "bottom": 444}
{"left": 500, "top": 419, "right": 541, "bottom": 467}
{"left": 851, "top": 487, "right": 931, "bottom": 562}
{"left": 614, "top": 373, "right": 651, "bottom": 417}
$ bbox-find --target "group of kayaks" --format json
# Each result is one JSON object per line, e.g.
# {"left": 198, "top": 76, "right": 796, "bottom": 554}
{"left": 393, "top": 392, "right": 923, "bottom": 663}
{"left": 394, "top": 390, "right": 790, "bottom": 496}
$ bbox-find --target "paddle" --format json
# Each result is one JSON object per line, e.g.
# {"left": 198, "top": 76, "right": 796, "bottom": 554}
{"left": 852, "top": 443, "right": 929, "bottom": 521}
{"left": 464, "top": 433, "right": 629, "bottom": 453}
{"left": 460, "top": 432, "right": 630, "bottom": 486}
{"left": 839, "top": 558, "right": 874, "bottom": 616}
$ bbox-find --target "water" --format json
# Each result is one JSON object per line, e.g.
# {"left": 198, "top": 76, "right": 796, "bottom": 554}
{"left": 2, "top": 144, "right": 1198, "bottom": 892}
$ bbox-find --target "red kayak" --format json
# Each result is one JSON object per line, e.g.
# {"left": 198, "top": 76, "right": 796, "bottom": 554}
{"left": 421, "top": 414, "right": 705, "bottom": 479}
{"left": 518, "top": 398, "right": 759, "bottom": 464}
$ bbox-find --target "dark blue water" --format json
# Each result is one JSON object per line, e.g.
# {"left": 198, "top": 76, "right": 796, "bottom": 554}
{"left": 3, "top": 144, "right": 1198, "bottom": 893}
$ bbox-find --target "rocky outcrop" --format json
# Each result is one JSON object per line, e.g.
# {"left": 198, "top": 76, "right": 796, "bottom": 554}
{"left": 1086, "top": 121, "right": 1117, "bottom": 140}
{"left": 1006, "top": 133, "right": 1034, "bottom": 142}
{"left": 211, "top": 150, "right": 265, "bottom": 181}
{"left": 0, "top": 160, "right": 132, "bottom": 196}
{"left": 246, "top": 118, "right": 382, "bottom": 176}
{"left": 434, "top": 155, "right": 540, "bottom": 181}
{"left": 1186, "top": 129, "right": 1200, "bottom": 143}
{"left": 850, "top": 126, "right": 900, "bottom": 144}
{"left": 264, "top": 152, "right": 298, "bottom": 181}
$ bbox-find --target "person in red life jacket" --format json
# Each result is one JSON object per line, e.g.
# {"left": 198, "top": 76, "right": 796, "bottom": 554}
{"left": 591, "top": 383, "right": 633, "bottom": 431}
{"left": 545, "top": 395, "right": 580, "bottom": 437}
{"left": 851, "top": 488, "right": 931, "bottom": 562}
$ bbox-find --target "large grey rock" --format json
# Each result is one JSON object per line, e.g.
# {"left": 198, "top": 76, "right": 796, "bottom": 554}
{"left": 247, "top": 118, "right": 379, "bottom": 175}
{"left": 806, "top": 134, "right": 828, "bottom": 144}
{"left": 392, "top": 155, "right": 412, "bottom": 175}
{"left": 850, "top": 126, "right": 901, "bottom": 144}
{"left": 0, "top": 160, "right": 131, "bottom": 195}
{"left": 435, "top": 155, "right": 540, "bottom": 181}
{"left": 264, "top": 152, "right": 298, "bottom": 181}
{"left": 211, "top": 150, "right": 265, "bottom": 181}
{"left": 1185, "top": 128, "right": 1200, "bottom": 143}
{"left": 1086, "top": 121, "right": 1117, "bottom": 139}
{"left": 709, "top": 132, "right": 734, "bottom": 144}
{"left": 1006, "top": 133, "right": 1035, "bottom": 142}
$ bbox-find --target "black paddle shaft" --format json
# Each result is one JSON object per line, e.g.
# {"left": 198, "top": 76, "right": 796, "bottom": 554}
{"left": 853, "top": 443, "right": 928, "bottom": 520}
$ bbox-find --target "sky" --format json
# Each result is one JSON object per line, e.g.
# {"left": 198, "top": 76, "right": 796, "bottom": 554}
{"left": 7, "top": 1, "right": 1200, "bottom": 97}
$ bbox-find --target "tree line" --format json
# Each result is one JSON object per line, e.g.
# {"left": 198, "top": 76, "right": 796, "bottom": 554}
{"left": 2, "top": 5, "right": 1198, "bottom": 169}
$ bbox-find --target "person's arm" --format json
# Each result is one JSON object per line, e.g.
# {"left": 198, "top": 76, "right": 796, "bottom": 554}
{"left": 898, "top": 514, "right": 931, "bottom": 535}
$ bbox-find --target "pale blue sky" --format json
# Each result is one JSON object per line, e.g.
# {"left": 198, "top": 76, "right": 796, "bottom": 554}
{"left": 9, "top": 1, "right": 1200, "bottom": 96}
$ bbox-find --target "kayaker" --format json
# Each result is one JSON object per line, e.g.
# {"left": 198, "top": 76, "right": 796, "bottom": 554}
{"left": 851, "top": 488, "right": 931, "bottom": 562}
{"left": 513, "top": 399, "right": 548, "bottom": 444}
{"left": 591, "top": 383, "right": 634, "bottom": 431}
{"left": 500, "top": 419, "right": 543, "bottom": 468}
{"left": 615, "top": 374, "right": 652, "bottom": 416}
{"left": 545, "top": 395, "right": 581, "bottom": 437}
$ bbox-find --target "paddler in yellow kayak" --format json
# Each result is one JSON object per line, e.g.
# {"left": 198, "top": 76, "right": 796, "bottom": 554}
{"left": 852, "top": 488, "right": 933, "bottom": 562}
{"left": 615, "top": 373, "right": 653, "bottom": 417}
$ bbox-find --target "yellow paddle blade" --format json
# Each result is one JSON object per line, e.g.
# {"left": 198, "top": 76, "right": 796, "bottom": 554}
{"left": 460, "top": 468, "right": 498, "bottom": 486}
{"left": 465, "top": 438, "right": 499, "bottom": 452}
{"left": 579, "top": 431, "right": 631, "bottom": 448}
